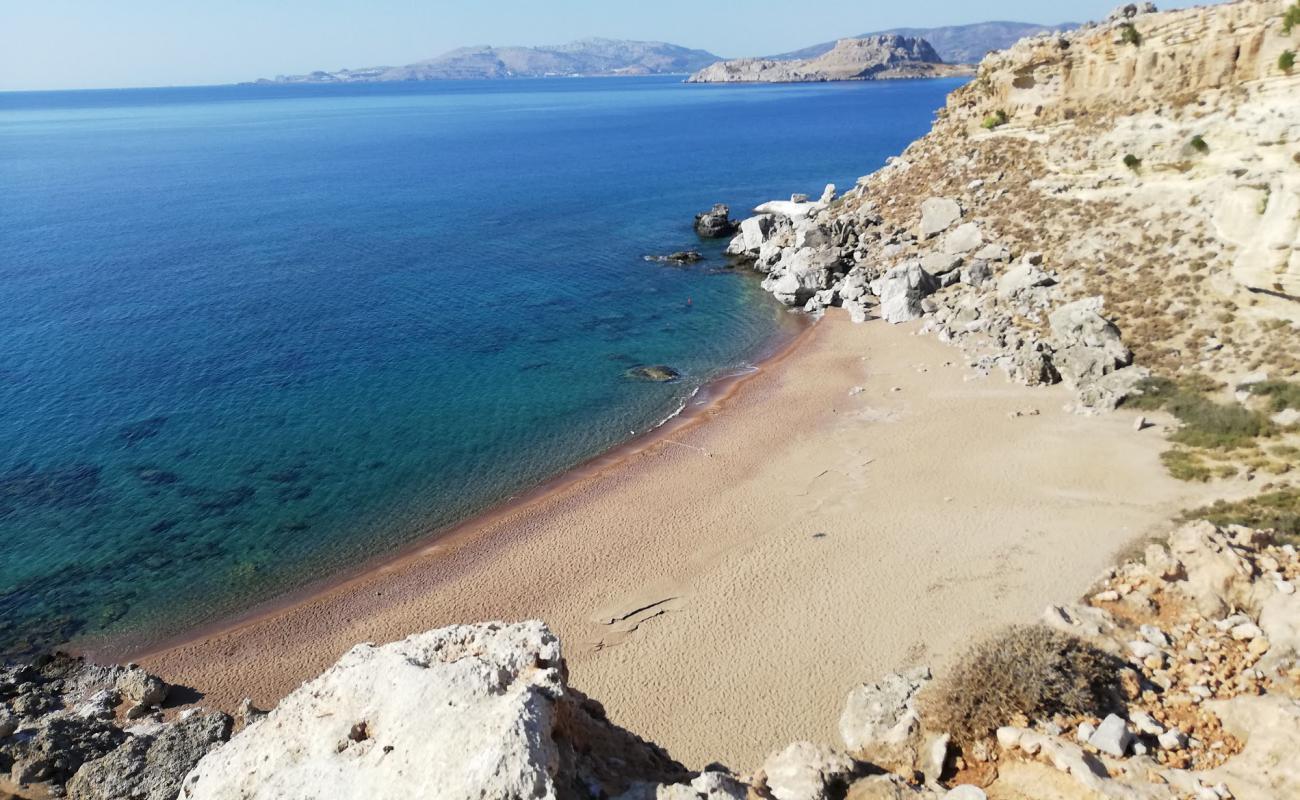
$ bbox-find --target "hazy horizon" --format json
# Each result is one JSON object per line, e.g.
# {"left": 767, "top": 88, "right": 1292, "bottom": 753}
{"left": 3, "top": 0, "right": 1218, "bottom": 92}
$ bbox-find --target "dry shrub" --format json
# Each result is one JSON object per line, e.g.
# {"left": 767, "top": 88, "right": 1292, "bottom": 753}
{"left": 923, "top": 625, "right": 1124, "bottom": 746}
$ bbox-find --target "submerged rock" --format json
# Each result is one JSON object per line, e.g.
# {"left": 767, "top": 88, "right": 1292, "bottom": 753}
{"left": 625, "top": 365, "right": 682, "bottom": 383}
{"left": 645, "top": 251, "right": 704, "bottom": 264}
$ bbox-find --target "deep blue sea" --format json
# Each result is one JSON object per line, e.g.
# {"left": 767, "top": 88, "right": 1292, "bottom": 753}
{"left": 0, "top": 75, "right": 963, "bottom": 657}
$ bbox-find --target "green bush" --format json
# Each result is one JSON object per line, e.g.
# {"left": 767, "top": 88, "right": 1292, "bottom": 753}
{"left": 1166, "top": 394, "right": 1273, "bottom": 448}
{"left": 923, "top": 625, "right": 1124, "bottom": 746}
{"left": 982, "top": 110, "right": 1009, "bottom": 130}
{"left": 1190, "top": 135, "right": 1209, "bottom": 153}
{"left": 1183, "top": 489, "right": 1300, "bottom": 543}
{"left": 1125, "top": 375, "right": 1272, "bottom": 450}
{"left": 1161, "top": 449, "right": 1215, "bottom": 482}
{"left": 1120, "top": 23, "right": 1142, "bottom": 46}
{"left": 1123, "top": 154, "right": 1143, "bottom": 171}
{"left": 1285, "top": 3, "right": 1300, "bottom": 35}
{"left": 1243, "top": 380, "right": 1300, "bottom": 412}
{"left": 1282, "top": 50, "right": 1297, "bottom": 72}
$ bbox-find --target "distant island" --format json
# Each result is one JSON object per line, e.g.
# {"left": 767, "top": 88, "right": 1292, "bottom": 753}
{"left": 685, "top": 35, "right": 972, "bottom": 84}
{"left": 767, "top": 20, "right": 1079, "bottom": 65}
{"left": 253, "top": 38, "right": 722, "bottom": 83}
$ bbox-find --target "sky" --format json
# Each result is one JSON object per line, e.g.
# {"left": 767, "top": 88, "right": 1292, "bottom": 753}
{"left": 1, "top": 0, "right": 1216, "bottom": 91}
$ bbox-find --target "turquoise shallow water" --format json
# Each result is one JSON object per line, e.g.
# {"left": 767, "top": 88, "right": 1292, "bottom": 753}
{"left": 0, "top": 76, "right": 965, "bottom": 657}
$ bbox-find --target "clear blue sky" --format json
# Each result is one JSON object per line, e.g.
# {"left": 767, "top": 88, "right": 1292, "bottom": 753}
{"left": 1, "top": 0, "right": 1215, "bottom": 91}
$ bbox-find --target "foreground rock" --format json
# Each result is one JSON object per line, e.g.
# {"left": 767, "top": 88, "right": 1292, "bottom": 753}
{"left": 179, "top": 621, "right": 685, "bottom": 800}
{"left": 0, "top": 654, "right": 230, "bottom": 800}
{"left": 686, "top": 36, "right": 971, "bottom": 83}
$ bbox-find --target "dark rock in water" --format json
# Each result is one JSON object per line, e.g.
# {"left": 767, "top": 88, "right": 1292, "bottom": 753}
{"left": 182, "top": 485, "right": 256, "bottom": 514}
{"left": 118, "top": 416, "right": 168, "bottom": 446}
{"left": 693, "top": 203, "right": 737, "bottom": 238}
{"left": 645, "top": 250, "right": 704, "bottom": 264}
{"left": 625, "top": 365, "right": 682, "bottom": 383}
{"left": 0, "top": 463, "right": 102, "bottom": 518}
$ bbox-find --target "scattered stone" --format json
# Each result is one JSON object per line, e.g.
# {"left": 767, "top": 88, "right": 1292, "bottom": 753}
{"left": 1088, "top": 714, "right": 1133, "bottom": 757}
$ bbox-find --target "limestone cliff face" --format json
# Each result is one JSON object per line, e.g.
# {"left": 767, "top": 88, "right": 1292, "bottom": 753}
{"left": 938, "top": 0, "right": 1300, "bottom": 305}
{"left": 954, "top": 0, "right": 1294, "bottom": 123}
{"left": 686, "top": 35, "right": 970, "bottom": 83}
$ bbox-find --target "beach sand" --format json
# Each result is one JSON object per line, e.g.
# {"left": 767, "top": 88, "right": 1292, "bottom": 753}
{"left": 137, "top": 312, "right": 1198, "bottom": 770}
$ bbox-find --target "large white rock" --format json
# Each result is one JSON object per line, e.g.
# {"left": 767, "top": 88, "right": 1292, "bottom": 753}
{"left": 919, "top": 197, "right": 962, "bottom": 238}
{"left": 995, "top": 261, "right": 1055, "bottom": 299}
{"left": 839, "top": 669, "right": 929, "bottom": 762}
{"left": 180, "top": 621, "right": 683, "bottom": 800}
{"left": 942, "top": 223, "right": 984, "bottom": 255}
{"left": 874, "top": 263, "right": 939, "bottom": 324}
{"left": 758, "top": 741, "right": 856, "bottom": 800}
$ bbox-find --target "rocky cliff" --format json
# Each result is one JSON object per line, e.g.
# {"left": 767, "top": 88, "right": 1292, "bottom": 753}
{"left": 722, "top": 0, "right": 1300, "bottom": 414}
{"left": 769, "top": 21, "right": 1081, "bottom": 66}
{"left": 686, "top": 36, "right": 971, "bottom": 84}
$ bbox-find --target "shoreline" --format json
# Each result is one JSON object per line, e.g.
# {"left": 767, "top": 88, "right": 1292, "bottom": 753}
{"left": 80, "top": 314, "right": 817, "bottom": 665}
{"left": 128, "top": 311, "right": 1202, "bottom": 769}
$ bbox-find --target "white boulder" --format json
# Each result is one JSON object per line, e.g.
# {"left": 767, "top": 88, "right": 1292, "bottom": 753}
{"left": 180, "top": 621, "right": 684, "bottom": 800}
{"left": 919, "top": 197, "right": 962, "bottom": 238}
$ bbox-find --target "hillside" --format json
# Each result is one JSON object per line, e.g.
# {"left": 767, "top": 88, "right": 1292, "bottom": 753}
{"left": 686, "top": 35, "right": 971, "bottom": 84}
{"left": 769, "top": 21, "right": 1080, "bottom": 65}
{"left": 257, "top": 38, "right": 722, "bottom": 83}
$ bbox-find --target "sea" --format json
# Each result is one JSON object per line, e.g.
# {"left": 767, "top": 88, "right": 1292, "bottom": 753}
{"left": 0, "top": 75, "right": 965, "bottom": 658}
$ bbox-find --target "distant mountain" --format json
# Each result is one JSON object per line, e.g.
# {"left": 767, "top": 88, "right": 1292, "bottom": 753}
{"left": 768, "top": 21, "right": 1080, "bottom": 66}
{"left": 687, "top": 35, "right": 970, "bottom": 85}
{"left": 257, "top": 39, "right": 723, "bottom": 83}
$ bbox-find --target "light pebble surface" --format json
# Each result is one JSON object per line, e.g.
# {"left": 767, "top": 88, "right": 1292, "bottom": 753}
{"left": 136, "top": 312, "right": 1199, "bottom": 770}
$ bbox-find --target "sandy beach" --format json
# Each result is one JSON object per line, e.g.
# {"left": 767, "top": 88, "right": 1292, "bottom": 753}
{"left": 136, "top": 312, "right": 1200, "bottom": 770}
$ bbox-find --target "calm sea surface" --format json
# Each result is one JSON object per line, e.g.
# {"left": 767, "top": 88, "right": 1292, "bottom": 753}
{"left": 0, "top": 75, "right": 964, "bottom": 657}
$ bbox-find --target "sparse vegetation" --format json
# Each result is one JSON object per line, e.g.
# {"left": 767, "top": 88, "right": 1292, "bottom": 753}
{"left": 1120, "top": 23, "right": 1143, "bottom": 46}
{"left": 1243, "top": 379, "right": 1300, "bottom": 412}
{"left": 1190, "top": 134, "right": 1209, "bottom": 153}
{"left": 1123, "top": 153, "right": 1143, "bottom": 171}
{"left": 1126, "top": 376, "right": 1274, "bottom": 477}
{"left": 1285, "top": 3, "right": 1300, "bottom": 36}
{"left": 923, "top": 625, "right": 1124, "bottom": 746}
{"left": 1282, "top": 50, "right": 1297, "bottom": 73}
{"left": 982, "top": 110, "right": 1009, "bottom": 130}
{"left": 1183, "top": 489, "right": 1300, "bottom": 543}
{"left": 1161, "top": 449, "right": 1216, "bottom": 482}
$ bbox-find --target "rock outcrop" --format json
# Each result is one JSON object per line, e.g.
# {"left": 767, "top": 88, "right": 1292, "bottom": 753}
{"left": 686, "top": 36, "right": 971, "bottom": 83}
{"left": 178, "top": 621, "right": 685, "bottom": 800}
{"left": 693, "top": 204, "right": 737, "bottom": 238}
{"left": 0, "top": 654, "right": 230, "bottom": 800}
{"left": 721, "top": 0, "right": 1300, "bottom": 411}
